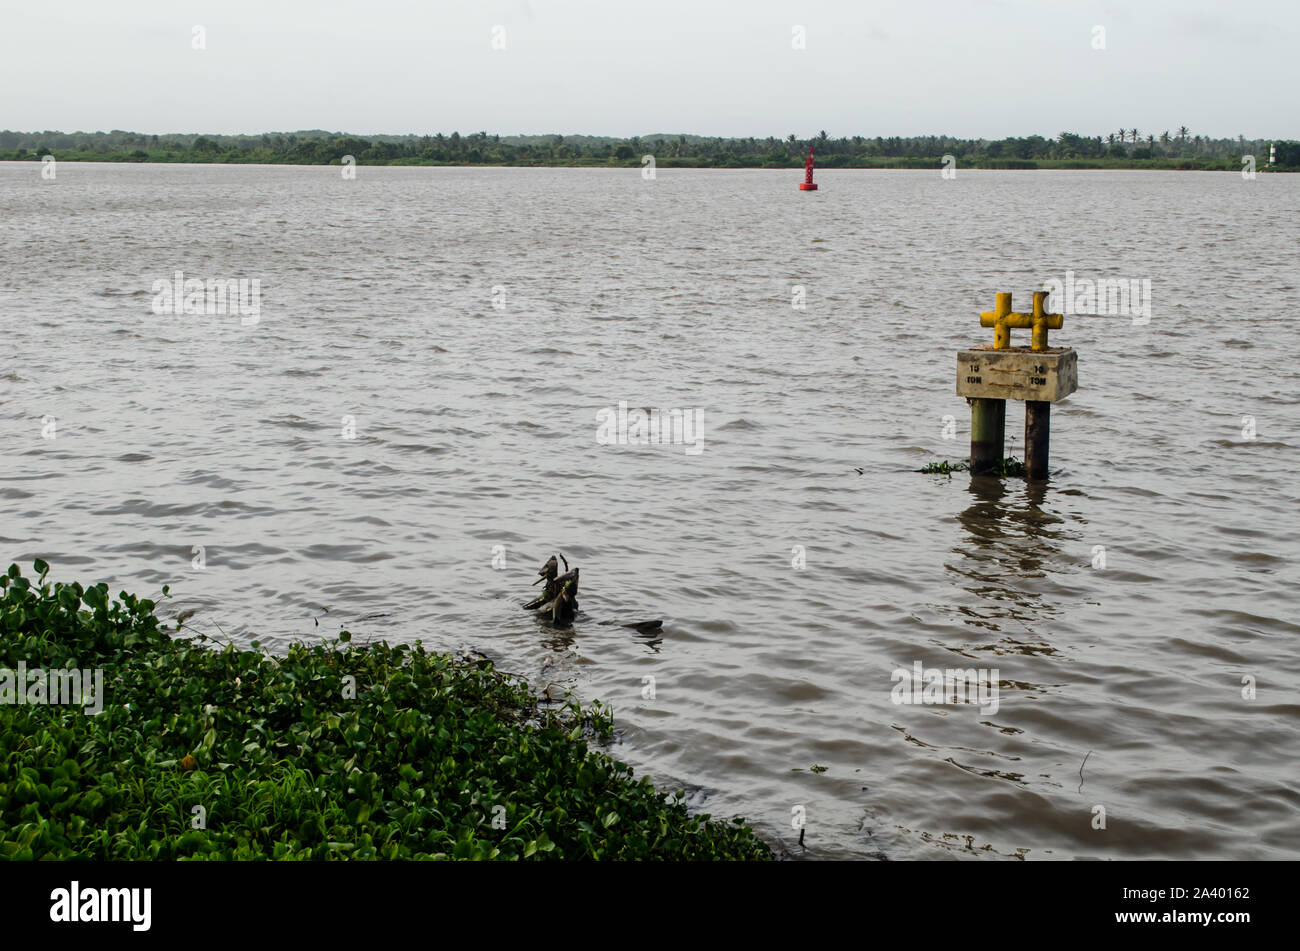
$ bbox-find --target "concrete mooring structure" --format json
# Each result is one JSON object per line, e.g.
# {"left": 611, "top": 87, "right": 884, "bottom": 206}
{"left": 956, "top": 291, "right": 1078, "bottom": 480}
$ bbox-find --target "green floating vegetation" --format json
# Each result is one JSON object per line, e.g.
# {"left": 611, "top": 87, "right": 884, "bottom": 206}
{"left": 920, "top": 457, "right": 1027, "bottom": 477}
{"left": 0, "top": 561, "right": 771, "bottom": 860}
{"left": 920, "top": 460, "right": 970, "bottom": 474}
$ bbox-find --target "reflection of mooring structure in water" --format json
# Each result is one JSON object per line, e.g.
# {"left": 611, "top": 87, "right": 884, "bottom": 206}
{"left": 799, "top": 147, "right": 818, "bottom": 190}
{"left": 956, "top": 291, "right": 1078, "bottom": 480}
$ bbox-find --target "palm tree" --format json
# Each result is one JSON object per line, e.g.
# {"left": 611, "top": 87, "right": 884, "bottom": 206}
{"left": 1160, "top": 130, "right": 1170, "bottom": 147}
{"left": 1147, "top": 134, "right": 1155, "bottom": 149}
{"left": 1177, "top": 125, "right": 1189, "bottom": 142}
{"left": 1107, "top": 133, "right": 1116, "bottom": 147}
{"left": 1130, "top": 128, "right": 1140, "bottom": 143}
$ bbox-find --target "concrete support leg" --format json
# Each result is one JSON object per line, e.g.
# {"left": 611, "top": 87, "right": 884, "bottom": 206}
{"left": 1025, "top": 400, "right": 1050, "bottom": 480}
{"left": 969, "top": 398, "right": 1006, "bottom": 476}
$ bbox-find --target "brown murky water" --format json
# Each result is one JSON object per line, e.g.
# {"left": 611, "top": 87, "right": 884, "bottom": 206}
{"left": 3, "top": 162, "right": 1298, "bottom": 859}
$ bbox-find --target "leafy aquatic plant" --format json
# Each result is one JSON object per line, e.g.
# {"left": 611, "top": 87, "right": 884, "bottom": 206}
{"left": 919, "top": 457, "right": 1026, "bottom": 477}
{"left": 920, "top": 460, "right": 970, "bottom": 475}
{"left": 0, "top": 561, "right": 771, "bottom": 861}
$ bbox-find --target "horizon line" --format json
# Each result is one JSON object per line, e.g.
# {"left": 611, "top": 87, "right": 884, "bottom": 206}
{"left": 5, "top": 128, "right": 1295, "bottom": 142}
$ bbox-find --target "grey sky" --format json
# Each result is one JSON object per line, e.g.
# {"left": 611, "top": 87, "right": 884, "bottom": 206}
{"left": 2, "top": 0, "right": 1293, "bottom": 139}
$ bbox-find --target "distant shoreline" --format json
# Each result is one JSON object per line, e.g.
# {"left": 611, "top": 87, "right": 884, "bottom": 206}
{"left": 7, "top": 129, "right": 1295, "bottom": 173}
{"left": 5, "top": 155, "right": 1296, "bottom": 172}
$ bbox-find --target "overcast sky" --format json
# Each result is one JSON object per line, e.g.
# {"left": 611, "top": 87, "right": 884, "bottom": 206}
{"left": 2, "top": 0, "right": 1293, "bottom": 139}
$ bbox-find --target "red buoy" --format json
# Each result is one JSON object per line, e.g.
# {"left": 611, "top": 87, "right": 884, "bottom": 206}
{"left": 799, "top": 146, "right": 818, "bottom": 190}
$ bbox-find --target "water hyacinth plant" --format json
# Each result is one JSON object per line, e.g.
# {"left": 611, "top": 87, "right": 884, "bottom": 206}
{"left": 0, "top": 561, "right": 772, "bottom": 860}
{"left": 920, "top": 457, "right": 1027, "bottom": 477}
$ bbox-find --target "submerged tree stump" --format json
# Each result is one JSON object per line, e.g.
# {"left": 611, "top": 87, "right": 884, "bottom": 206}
{"left": 523, "top": 554, "right": 580, "bottom": 626}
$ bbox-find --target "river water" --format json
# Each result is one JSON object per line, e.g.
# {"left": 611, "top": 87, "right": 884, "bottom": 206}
{"left": 3, "top": 162, "right": 1298, "bottom": 860}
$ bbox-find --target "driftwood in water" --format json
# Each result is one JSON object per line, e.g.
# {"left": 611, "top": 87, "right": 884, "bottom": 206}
{"left": 522, "top": 554, "right": 666, "bottom": 632}
{"left": 523, "top": 553, "right": 580, "bottom": 626}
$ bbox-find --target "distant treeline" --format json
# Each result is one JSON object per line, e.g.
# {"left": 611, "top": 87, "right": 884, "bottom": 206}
{"left": 2, "top": 128, "right": 1297, "bottom": 170}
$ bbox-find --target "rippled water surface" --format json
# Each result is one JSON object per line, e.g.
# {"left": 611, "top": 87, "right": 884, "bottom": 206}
{"left": 3, "top": 162, "right": 1298, "bottom": 860}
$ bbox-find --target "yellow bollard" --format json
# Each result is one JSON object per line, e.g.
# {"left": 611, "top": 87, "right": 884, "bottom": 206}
{"left": 980, "top": 291, "right": 1063, "bottom": 351}
{"left": 1030, "top": 291, "right": 1058, "bottom": 351}
{"left": 994, "top": 292, "right": 1012, "bottom": 349}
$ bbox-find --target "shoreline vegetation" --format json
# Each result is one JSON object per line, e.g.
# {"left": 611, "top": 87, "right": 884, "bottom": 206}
{"left": 0, "top": 562, "right": 772, "bottom": 860}
{"left": 3, "top": 129, "right": 1298, "bottom": 172}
